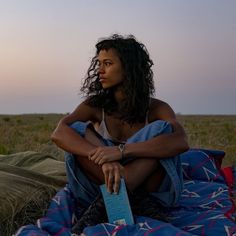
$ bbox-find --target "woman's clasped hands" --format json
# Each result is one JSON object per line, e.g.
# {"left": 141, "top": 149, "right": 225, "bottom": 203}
{"left": 88, "top": 146, "right": 124, "bottom": 193}
{"left": 88, "top": 146, "right": 122, "bottom": 165}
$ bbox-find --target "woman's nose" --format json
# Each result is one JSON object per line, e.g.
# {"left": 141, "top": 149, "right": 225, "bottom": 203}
{"left": 98, "top": 65, "right": 105, "bottom": 74}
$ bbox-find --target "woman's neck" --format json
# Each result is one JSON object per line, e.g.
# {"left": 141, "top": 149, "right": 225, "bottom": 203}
{"left": 114, "top": 86, "right": 126, "bottom": 105}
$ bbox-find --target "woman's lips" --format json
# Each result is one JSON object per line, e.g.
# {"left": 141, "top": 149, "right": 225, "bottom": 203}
{"left": 99, "top": 77, "right": 106, "bottom": 83}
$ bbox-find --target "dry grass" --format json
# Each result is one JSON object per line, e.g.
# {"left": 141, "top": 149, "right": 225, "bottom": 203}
{"left": 1, "top": 185, "right": 57, "bottom": 236}
{"left": 0, "top": 114, "right": 235, "bottom": 166}
{"left": 0, "top": 113, "right": 235, "bottom": 235}
{"left": 0, "top": 114, "right": 65, "bottom": 160}
{"left": 177, "top": 115, "right": 236, "bottom": 166}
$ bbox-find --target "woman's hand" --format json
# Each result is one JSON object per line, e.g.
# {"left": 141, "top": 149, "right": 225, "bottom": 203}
{"left": 101, "top": 162, "right": 124, "bottom": 194}
{"left": 88, "top": 146, "right": 122, "bottom": 165}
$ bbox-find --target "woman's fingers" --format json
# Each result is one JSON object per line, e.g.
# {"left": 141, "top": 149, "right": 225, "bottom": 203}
{"left": 92, "top": 153, "right": 102, "bottom": 164}
{"left": 102, "top": 163, "right": 122, "bottom": 194}
{"left": 109, "top": 166, "right": 121, "bottom": 194}
{"left": 104, "top": 170, "right": 109, "bottom": 189}
{"left": 88, "top": 149, "right": 96, "bottom": 160}
{"left": 107, "top": 172, "right": 114, "bottom": 193}
{"left": 113, "top": 170, "right": 120, "bottom": 194}
{"left": 89, "top": 146, "right": 121, "bottom": 164}
{"left": 89, "top": 149, "right": 102, "bottom": 163}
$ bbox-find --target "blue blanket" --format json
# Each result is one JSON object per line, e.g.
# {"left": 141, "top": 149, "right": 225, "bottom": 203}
{"left": 15, "top": 149, "right": 236, "bottom": 236}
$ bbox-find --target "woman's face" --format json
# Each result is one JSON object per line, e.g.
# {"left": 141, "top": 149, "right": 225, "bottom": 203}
{"left": 97, "top": 48, "right": 125, "bottom": 89}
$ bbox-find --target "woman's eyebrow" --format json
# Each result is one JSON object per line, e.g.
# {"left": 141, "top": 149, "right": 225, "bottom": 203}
{"left": 97, "top": 58, "right": 113, "bottom": 63}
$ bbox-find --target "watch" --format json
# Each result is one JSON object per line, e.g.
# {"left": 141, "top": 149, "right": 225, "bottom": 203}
{"left": 118, "top": 143, "right": 125, "bottom": 160}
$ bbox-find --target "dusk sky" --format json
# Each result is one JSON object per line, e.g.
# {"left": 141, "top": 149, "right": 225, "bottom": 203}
{"left": 0, "top": 0, "right": 235, "bottom": 114}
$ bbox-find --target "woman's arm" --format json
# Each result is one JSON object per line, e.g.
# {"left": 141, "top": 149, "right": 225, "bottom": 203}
{"left": 51, "top": 101, "right": 100, "bottom": 157}
{"left": 52, "top": 102, "right": 126, "bottom": 193}
{"left": 89, "top": 99, "right": 189, "bottom": 164}
{"left": 125, "top": 99, "right": 189, "bottom": 159}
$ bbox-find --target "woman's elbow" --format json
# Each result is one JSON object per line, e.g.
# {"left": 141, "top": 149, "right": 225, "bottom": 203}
{"left": 51, "top": 130, "right": 60, "bottom": 144}
{"left": 51, "top": 119, "right": 66, "bottom": 142}
{"left": 50, "top": 125, "right": 64, "bottom": 144}
{"left": 180, "top": 138, "right": 190, "bottom": 153}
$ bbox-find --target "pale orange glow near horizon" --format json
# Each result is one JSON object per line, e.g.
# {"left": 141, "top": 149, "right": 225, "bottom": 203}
{"left": 1, "top": 0, "right": 236, "bottom": 114}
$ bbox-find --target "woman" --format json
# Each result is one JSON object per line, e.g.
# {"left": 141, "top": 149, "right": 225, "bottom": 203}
{"left": 51, "top": 34, "right": 189, "bottom": 229}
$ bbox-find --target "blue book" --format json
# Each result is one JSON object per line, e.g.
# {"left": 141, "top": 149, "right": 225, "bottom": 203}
{"left": 100, "top": 178, "right": 134, "bottom": 225}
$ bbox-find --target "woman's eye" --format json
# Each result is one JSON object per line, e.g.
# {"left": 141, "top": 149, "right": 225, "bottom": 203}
{"left": 105, "top": 62, "right": 112, "bottom": 66}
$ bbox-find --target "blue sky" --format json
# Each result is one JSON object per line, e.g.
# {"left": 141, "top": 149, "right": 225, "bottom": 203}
{"left": 0, "top": 0, "right": 235, "bottom": 114}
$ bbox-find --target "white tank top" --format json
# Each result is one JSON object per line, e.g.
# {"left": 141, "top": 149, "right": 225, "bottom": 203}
{"left": 95, "top": 109, "right": 149, "bottom": 143}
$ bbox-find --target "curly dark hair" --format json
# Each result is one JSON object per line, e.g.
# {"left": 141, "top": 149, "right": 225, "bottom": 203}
{"left": 81, "top": 34, "right": 155, "bottom": 124}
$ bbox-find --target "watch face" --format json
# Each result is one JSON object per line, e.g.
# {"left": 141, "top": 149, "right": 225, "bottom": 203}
{"left": 118, "top": 144, "right": 125, "bottom": 159}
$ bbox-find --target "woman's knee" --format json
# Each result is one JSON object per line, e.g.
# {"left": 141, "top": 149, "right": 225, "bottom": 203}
{"left": 70, "top": 121, "right": 88, "bottom": 137}
{"left": 70, "top": 121, "right": 104, "bottom": 146}
{"left": 148, "top": 120, "right": 172, "bottom": 135}
{"left": 127, "top": 120, "right": 172, "bottom": 144}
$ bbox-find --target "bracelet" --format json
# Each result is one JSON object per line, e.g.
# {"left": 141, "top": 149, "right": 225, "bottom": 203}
{"left": 118, "top": 144, "right": 125, "bottom": 160}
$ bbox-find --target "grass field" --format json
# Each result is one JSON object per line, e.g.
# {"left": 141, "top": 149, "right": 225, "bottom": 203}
{"left": 0, "top": 114, "right": 235, "bottom": 166}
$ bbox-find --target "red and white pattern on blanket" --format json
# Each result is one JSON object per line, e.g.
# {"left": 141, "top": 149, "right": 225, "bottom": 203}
{"left": 15, "top": 149, "right": 236, "bottom": 236}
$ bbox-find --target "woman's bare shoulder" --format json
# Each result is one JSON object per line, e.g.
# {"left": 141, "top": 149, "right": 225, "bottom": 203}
{"left": 149, "top": 98, "right": 176, "bottom": 122}
{"left": 61, "top": 100, "right": 102, "bottom": 124}
{"left": 150, "top": 98, "right": 167, "bottom": 106}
